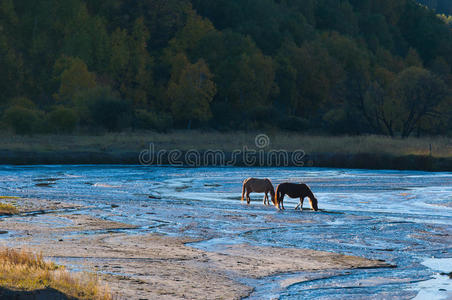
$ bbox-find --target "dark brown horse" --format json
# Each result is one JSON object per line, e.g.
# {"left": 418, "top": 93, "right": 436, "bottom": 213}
{"left": 275, "top": 183, "right": 319, "bottom": 211}
{"left": 242, "top": 178, "right": 275, "bottom": 205}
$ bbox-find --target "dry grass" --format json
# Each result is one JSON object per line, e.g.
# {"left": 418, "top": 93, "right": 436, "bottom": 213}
{"left": 0, "top": 203, "right": 18, "bottom": 215}
{"left": 0, "top": 131, "right": 450, "bottom": 158}
{"left": 0, "top": 248, "right": 111, "bottom": 300}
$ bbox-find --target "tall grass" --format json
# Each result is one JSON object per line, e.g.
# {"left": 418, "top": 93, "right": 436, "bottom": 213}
{"left": 0, "top": 248, "right": 111, "bottom": 300}
{"left": 0, "top": 131, "right": 450, "bottom": 157}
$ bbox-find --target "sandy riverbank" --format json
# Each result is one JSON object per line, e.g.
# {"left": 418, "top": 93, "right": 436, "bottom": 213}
{"left": 0, "top": 198, "right": 393, "bottom": 299}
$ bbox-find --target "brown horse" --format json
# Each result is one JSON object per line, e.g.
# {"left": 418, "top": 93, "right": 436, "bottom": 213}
{"left": 241, "top": 178, "right": 275, "bottom": 205}
{"left": 275, "top": 183, "right": 319, "bottom": 211}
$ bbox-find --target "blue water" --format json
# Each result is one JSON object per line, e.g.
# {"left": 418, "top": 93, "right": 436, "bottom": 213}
{"left": 0, "top": 165, "right": 451, "bottom": 299}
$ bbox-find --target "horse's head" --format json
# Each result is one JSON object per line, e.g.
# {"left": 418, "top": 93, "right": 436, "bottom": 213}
{"left": 310, "top": 197, "right": 319, "bottom": 211}
{"left": 270, "top": 188, "right": 276, "bottom": 205}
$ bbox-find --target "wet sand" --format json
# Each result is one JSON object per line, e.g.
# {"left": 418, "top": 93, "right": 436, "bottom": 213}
{"left": 0, "top": 198, "right": 392, "bottom": 299}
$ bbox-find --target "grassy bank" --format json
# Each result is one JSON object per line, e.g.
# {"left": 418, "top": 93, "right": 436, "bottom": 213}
{"left": 0, "top": 248, "right": 110, "bottom": 300}
{"left": 0, "top": 131, "right": 450, "bottom": 170}
{"left": 1, "top": 131, "right": 450, "bottom": 157}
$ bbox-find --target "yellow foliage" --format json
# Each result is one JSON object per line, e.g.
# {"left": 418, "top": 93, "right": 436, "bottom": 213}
{"left": 0, "top": 202, "right": 18, "bottom": 214}
{"left": 53, "top": 56, "right": 96, "bottom": 102}
{"left": 0, "top": 248, "right": 111, "bottom": 300}
{"left": 168, "top": 58, "right": 216, "bottom": 124}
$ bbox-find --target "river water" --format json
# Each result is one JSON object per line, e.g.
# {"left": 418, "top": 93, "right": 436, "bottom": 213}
{"left": 0, "top": 165, "right": 451, "bottom": 299}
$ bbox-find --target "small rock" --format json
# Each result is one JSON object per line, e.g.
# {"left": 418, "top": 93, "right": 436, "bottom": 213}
{"left": 111, "top": 204, "right": 119, "bottom": 208}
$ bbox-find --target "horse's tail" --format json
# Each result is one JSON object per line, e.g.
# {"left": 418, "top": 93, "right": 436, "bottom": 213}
{"left": 241, "top": 179, "right": 247, "bottom": 201}
{"left": 274, "top": 185, "right": 280, "bottom": 208}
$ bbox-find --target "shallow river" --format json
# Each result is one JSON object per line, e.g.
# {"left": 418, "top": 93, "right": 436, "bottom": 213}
{"left": 0, "top": 165, "right": 451, "bottom": 299}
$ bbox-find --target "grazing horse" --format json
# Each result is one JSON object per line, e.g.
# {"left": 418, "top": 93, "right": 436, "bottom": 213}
{"left": 275, "top": 183, "right": 319, "bottom": 211}
{"left": 241, "top": 178, "right": 275, "bottom": 205}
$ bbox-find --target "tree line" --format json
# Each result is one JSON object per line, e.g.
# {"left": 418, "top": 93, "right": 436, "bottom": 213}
{"left": 0, "top": 0, "right": 451, "bottom": 137}
{"left": 417, "top": 0, "right": 452, "bottom": 15}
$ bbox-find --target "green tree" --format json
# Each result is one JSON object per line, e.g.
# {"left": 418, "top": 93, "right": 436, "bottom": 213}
{"left": 46, "top": 106, "right": 78, "bottom": 133}
{"left": 167, "top": 8, "right": 215, "bottom": 58}
{"left": 392, "top": 67, "right": 448, "bottom": 137}
{"left": 124, "top": 18, "right": 154, "bottom": 108}
{"left": 405, "top": 48, "right": 423, "bottom": 68}
{"left": 2, "top": 106, "right": 39, "bottom": 135}
{"left": 167, "top": 57, "right": 216, "bottom": 128}
{"left": 364, "top": 67, "right": 448, "bottom": 137}
{"left": 53, "top": 56, "right": 97, "bottom": 102}
{"left": 277, "top": 39, "right": 344, "bottom": 118}
{"left": 74, "top": 86, "right": 132, "bottom": 131}
{"left": 110, "top": 28, "right": 130, "bottom": 82}
{"left": 0, "top": 33, "right": 24, "bottom": 104}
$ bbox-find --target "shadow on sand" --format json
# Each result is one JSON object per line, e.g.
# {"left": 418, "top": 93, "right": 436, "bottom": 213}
{"left": 0, "top": 287, "right": 74, "bottom": 300}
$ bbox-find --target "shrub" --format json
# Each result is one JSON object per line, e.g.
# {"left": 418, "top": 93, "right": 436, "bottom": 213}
{"left": 89, "top": 97, "right": 131, "bottom": 131}
{"left": 75, "top": 86, "right": 132, "bottom": 131}
{"left": 210, "top": 101, "right": 240, "bottom": 130}
{"left": 2, "top": 106, "right": 39, "bottom": 135}
{"left": 8, "top": 97, "right": 36, "bottom": 109}
{"left": 134, "top": 109, "right": 173, "bottom": 132}
{"left": 46, "top": 106, "right": 78, "bottom": 134}
{"left": 279, "top": 115, "right": 310, "bottom": 131}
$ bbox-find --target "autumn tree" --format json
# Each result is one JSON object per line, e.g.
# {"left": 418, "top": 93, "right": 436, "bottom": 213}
{"left": 53, "top": 56, "right": 97, "bottom": 102}
{"left": 1, "top": 0, "right": 451, "bottom": 135}
{"left": 167, "top": 57, "right": 216, "bottom": 128}
{"left": 124, "top": 18, "right": 154, "bottom": 108}
{"left": 276, "top": 39, "right": 344, "bottom": 119}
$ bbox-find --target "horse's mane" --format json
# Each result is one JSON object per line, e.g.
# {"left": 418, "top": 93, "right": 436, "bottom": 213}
{"left": 304, "top": 184, "right": 315, "bottom": 199}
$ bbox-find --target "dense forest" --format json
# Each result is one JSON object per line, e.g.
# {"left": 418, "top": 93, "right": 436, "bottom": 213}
{"left": 0, "top": 0, "right": 451, "bottom": 137}
{"left": 417, "top": 0, "right": 452, "bottom": 15}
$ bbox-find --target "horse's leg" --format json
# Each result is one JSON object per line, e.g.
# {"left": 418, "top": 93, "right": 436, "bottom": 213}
{"left": 263, "top": 193, "right": 267, "bottom": 205}
{"left": 276, "top": 193, "right": 283, "bottom": 210}
{"left": 246, "top": 191, "right": 251, "bottom": 204}
{"left": 281, "top": 195, "right": 285, "bottom": 210}
{"left": 298, "top": 197, "right": 304, "bottom": 211}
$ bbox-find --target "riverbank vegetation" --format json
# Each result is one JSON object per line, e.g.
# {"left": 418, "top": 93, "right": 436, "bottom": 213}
{"left": 0, "top": 203, "right": 18, "bottom": 215}
{"left": 0, "top": 248, "right": 111, "bottom": 299}
{"left": 0, "top": 0, "right": 451, "bottom": 137}
{"left": 0, "top": 131, "right": 450, "bottom": 158}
